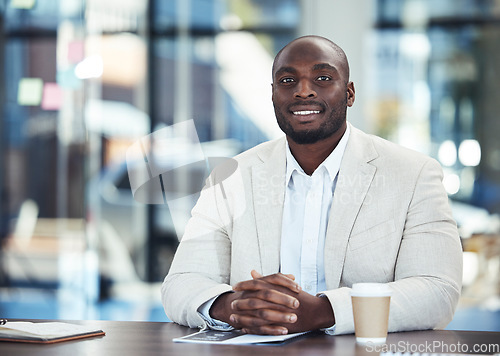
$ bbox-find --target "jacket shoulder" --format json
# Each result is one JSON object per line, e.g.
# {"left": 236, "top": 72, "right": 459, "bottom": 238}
{"left": 355, "top": 127, "right": 437, "bottom": 168}
{"left": 233, "top": 137, "right": 286, "bottom": 166}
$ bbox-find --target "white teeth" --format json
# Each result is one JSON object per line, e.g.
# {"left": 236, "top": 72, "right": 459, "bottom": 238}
{"left": 293, "top": 110, "right": 320, "bottom": 115}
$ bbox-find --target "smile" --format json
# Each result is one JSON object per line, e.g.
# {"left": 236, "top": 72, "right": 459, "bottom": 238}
{"left": 292, "top": 110, "right": 321, "bottom": 115}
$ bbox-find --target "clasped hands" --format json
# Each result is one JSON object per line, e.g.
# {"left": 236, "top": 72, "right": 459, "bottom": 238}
{"left": 210, "top": 270, "right": 335, "bottom": 335}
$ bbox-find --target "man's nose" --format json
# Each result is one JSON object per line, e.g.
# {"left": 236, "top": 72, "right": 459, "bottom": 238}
{"left": 294, "top": 81, "right": 317, "bottom": 99}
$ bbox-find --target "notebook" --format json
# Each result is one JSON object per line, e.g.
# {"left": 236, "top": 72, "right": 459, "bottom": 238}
{"left": 0, "top": 321, "right": 105, "bottom": 344}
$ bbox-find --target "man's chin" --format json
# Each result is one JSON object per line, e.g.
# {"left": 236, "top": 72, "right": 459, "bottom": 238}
{"left": 287, "top": 131, "right": 324, "bottom": 145}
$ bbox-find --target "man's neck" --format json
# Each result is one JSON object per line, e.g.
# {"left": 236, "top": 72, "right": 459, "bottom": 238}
{"left": 287, "top": 123, "right": 347, "bottom": 176}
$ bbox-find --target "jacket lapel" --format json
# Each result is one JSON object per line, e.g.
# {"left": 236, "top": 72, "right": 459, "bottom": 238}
{"left": 252, "top": 138, "right": 287, "bottom": 276}
{"left": 324, "top": 125, "right": 378, "bottom": 289}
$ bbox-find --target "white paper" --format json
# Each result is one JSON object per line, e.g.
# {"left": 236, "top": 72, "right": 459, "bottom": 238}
{"left": 173, "top": 329, "right": 309, "bottom": 345}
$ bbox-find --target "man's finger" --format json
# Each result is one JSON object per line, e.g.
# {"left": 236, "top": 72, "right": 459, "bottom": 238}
{"left": 241, "top": 325, "right": 289, "bottom": 336}
{"left": 251, "top": 269, "right": 296, "bottom": 282}
{"left": 231, "top": 297, "right": 290, "bottom": 312}
{"left": 232, "top": 284, "right": 299, "bottom": 309}
{"left": 230, "top": 311, "right": 295, "bottom": 329}
{"left": 250, "top": 270, "right": 263, "bottom": 279}
{"left": 235, "top": 273, "right": 301, "bottom": 294}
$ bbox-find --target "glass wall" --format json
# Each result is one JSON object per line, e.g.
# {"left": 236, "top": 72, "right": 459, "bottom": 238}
{"left": 370, "top": 1, "right": 500, "bottom": 322}
{"left": 0, "top": 0, "right": 300, "bottom": 320}
{"left": 370, "top": 0, "right": 500, "bottom": 218}
{"left": 0, "top": 0, "right": 95, "bottom": 319}
{"left": 147, "top": 0, "right": 299, "bottom": 282}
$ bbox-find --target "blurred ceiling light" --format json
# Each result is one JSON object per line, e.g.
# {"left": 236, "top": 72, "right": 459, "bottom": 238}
{"left": 220, "top": 14, "right": 243, "bottom": 31}
{"left": 443, "top": 173, "right": 460, "bottom": 195}
{"left": 400, "top": 33, "right": 431, "bottom": 60}
{"left": 402, "top": 0, "right": 429, "bottom": 29}
{"left": 459, "top": 139, "right": 481, "bottom": 167}
{"left": 75, "top": 55, "right": 103, "bottom": 79}
{"left": 438, "top": 140, "right": 457, "bottom": 167}
{"left": 10, "top": 0, "right": 36, "bottom": 10}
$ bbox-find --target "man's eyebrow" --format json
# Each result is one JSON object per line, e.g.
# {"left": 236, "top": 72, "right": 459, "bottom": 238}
{"left": 312, "top": 63, "right": 339, "bottom": 73}
{"left": 274, "top": 66, "right": 297, "bottom": 77}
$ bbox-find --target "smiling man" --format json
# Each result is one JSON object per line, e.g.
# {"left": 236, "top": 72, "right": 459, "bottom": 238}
{"left": 162, "top": 36, "right": 463, "bottom": 336}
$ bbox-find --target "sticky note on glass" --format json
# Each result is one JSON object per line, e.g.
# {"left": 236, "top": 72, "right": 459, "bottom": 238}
{"left": 18, "top": 78, "right": 43, "bottom": 106}
{"left": 68, "top": 41, "right": 85, "bottom": 64}
{"left": 41, "top": 83, "right": 63, "bottom": 110}
{"left": 57, "top": 68, "right": 82, "bottom": 89}
{"left": 10, "top": 0, "right": 36, "bottom": 9}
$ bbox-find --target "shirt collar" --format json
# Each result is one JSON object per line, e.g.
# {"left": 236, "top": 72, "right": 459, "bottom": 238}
{"left": 285, "top": 124, "right": 351, "bottom": 184}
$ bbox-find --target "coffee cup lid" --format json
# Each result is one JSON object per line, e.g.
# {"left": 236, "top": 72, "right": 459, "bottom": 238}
{"left": 351, "top": 283, "right": 392, "bottom": 297}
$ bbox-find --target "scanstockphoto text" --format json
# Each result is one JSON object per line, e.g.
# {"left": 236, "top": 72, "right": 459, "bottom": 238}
{"left": 254, "top": 169, "right": 387, "bottom": 207}
{"left": 365, "top": 340, "right": 500, "bottom": 354}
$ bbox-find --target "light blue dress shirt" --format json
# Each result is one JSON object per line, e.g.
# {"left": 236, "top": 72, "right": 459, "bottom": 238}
{"left": 281, "top": 125, "right": 350, "bottom": 295}
{"left": 198, "top": 126, "right": 351, "bottom": 333}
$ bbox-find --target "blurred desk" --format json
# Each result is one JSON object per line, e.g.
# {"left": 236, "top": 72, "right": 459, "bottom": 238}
{"left": 0, "top": 320, "right": 499, "bottom": 356}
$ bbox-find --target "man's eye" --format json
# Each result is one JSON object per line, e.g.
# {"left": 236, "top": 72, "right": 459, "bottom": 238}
{"left": 280, "top": 78, "right": 295, "bottom": 83}
{"left": 317, "top": 76, "right": 331, "bottom": 81}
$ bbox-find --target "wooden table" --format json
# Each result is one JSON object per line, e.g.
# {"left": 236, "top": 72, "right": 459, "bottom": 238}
{"left": 1, "top": 320, "right": 499, "bottom": 355}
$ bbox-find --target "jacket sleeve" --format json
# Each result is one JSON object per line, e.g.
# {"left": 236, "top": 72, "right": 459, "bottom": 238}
{"left": 161, "top": 169, "right": 235, "bottom": 329}
{"left": 323, "top": 158, "right": 463, "bottom": 335}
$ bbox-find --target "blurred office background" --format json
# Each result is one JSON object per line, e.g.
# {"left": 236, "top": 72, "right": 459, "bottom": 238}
{"left": 0, "top": 0, "right": 499, "bottom": 330}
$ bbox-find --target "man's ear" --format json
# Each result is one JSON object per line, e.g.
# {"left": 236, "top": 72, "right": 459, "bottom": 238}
{"left": 347, "top": 81, "right": 355, "bottom": 107}
{"left": 271, "top": 82, "right": 274, "bottom": 101}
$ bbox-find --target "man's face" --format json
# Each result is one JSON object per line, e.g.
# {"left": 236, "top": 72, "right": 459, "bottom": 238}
{"left": 272, "top": 39, "right": 354, "bottom": 145}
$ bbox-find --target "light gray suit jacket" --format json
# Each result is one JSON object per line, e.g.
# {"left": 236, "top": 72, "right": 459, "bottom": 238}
{"left": 161, "top": 124, "right": 463, "bottom": 335}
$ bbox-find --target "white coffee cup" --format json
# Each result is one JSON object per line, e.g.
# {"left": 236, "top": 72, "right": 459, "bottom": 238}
{"left": 351, "top": 283, "right": 392, "bottom": 344}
